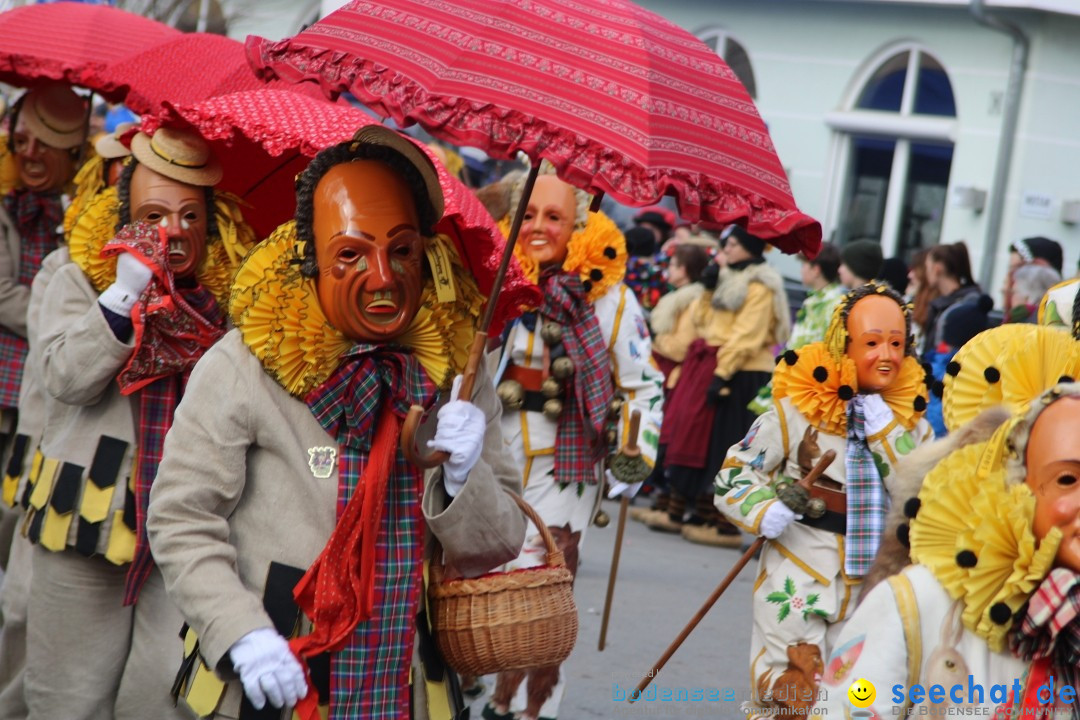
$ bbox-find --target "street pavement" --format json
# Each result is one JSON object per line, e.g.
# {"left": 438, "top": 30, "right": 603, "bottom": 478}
{"left": 466, "top": 496, "right": 758, "bottom": 720}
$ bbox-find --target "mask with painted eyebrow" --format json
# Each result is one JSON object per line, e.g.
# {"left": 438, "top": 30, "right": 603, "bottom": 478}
{"left": 845, "top": 294, "right": 906, "bottom": 393}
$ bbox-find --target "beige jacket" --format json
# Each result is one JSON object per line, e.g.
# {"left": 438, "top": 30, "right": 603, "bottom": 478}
{"left": 703, "top": 262, "right": 790, "bottom": 379}
{"left": 34, "top": 261, "right": 137, "bottom": 560}
{"left": 650, "top": 281, "right": 703, "bottom": 388}
{"left": 2, "top": 246, "right": 70, "bottom": 509}
{"left": 147, "top": 330, "right": 527, "bottom": 718}
{"left": 0, "top": 204, "right": 29, "bottom": 338}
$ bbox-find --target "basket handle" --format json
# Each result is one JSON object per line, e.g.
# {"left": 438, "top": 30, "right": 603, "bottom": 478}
{"left": 430, "top": 489, "right": 566, "bottom": 585}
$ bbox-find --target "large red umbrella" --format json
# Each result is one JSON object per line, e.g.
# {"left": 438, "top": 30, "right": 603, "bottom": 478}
{"left": 246, "top": 0, "right": 821, "bottom": 254}
{"left": 0, "top": 2, "right": 178, "bottom": 93}
{"left": 99, "top": 33, "right": 331, "bottom": 116}
{"left": 143, "top": 88, "right": 537, "bottom": 330}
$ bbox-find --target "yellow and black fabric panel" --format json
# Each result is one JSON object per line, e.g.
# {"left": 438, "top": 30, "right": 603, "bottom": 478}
{"left": 25, "top": 458, "right": 59, "bottom": 545}
{"left": 39, "top": 461, "right": 84, "bottom": 551}
{"left": 20, "top": 450, "right": 43, "bottom": 510}
{"left": 76, "top": 436, "right": 127, "bottom": 557}
{"left": 104, "top": 471, "right": 137, "bottom": 565}
{"left": 2, "top": 433, "right": 29, "bottom": 508}
{"left": 173, "top": 624, "right": 227, "bottom": 719}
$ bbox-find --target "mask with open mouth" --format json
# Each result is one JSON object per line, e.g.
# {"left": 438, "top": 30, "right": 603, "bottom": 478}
{"left": 312, "top": 160, "right": 425, "bottom": 343}
{"left": 846, "top": 294, "right": 906, "bottom": 393}
{"left": 520, "top": 174, "right": 576, "bottom": 269}
{"left": 128, "top": 163, "right": 208, "bottom": 280}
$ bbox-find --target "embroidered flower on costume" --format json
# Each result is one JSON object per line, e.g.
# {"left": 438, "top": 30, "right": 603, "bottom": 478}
{"left": 766, "top": 577, "right": 830, "bottom": 623}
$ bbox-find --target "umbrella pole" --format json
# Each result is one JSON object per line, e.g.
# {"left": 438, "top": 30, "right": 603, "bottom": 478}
{"left": 401, "top": 164, "right": 541, "bottom": 468}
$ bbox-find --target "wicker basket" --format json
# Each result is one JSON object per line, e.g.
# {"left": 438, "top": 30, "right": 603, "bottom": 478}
{"left": 428, "top": 491, "right": 578, "bottom": 676}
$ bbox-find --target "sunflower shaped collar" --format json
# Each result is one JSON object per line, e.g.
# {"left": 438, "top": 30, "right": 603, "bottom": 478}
{"left": 772, "top": 341, "right": 928, "bottom": 436}
{"left": 229, "top": 221, "right": 484, "bottom": 398}
{"left": 909, "top": 425, "right": 1061, "bottom": 652}
{"left": 67, "top": 186, "right": 257, "bottom": 309}
{"left": 499, "top": 209, "right": 627, "bottom": 306}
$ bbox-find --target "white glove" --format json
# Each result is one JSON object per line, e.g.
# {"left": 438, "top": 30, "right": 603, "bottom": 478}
{"left": 427, "top": 375, "right": 486, "bottom": 496}
{"left": 228, "top": 628, "right": 308, "bottom": 711}
{"left": 606, "top": 469, "right": 644, "bottom": 500}
{"left": 759, "top": 501, "right": 802, "bottom": 540}
{"left": 98, "top": 251, "right": 153, "bottom": 316}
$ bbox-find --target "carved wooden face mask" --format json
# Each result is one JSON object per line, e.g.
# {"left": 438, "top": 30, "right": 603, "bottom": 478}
{"left": 313, "top": 161, "right": 424, "bottom": 343}
{"left": 12, "top": 114, "right": 76, "bottom": 193}
{"left": 520, "top": 174, "right": 576, "bottom": 268}
{"left": 1026, "top": 396, "right": 1080, "bottom": 572}
{"left": 845, "top": 294, "right": 906, "bottom": 393}
{"left": 129, "top": 163, "right": 208, "bottom": 280}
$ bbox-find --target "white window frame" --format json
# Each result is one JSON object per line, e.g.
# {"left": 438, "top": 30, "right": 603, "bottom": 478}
{"left": 823, "top": 42, "right": 958, "bottom": 256}
{"left": 694, "top": 25, "right": 756, "bottom": 99}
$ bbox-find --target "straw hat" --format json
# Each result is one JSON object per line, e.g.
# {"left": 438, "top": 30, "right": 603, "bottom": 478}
{"left": 93, "top": 121, "right": 135, "bottom": 160}
{"left": 129, "top": 127, "right": 222, "bottom": 187}
{"left": 350, "top": 125, "right": 444, "bottom": 220}
{"left": 20, "top": 83, "right": 87, "bottom": 150}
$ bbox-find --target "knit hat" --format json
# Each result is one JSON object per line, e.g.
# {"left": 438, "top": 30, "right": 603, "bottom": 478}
{"left": 1010, "top": 236, "right": 1063, "bottom": 274}
{"left": 878, "top": 256, "right": 909, "bottom": 295}
{"left": 633, "top": 205, "right": 675, "bottom": 236}
{"left": 942, "top": 294, "right": 994, "bottom": 349}
{"left": 624, "top": 225, "right": 657, "bottom": 257}
{"left": 841, "top": 240, "right": 884, "bottom": 282}
{"left": 725, "top": 225, "right": 767, "bottom": 257}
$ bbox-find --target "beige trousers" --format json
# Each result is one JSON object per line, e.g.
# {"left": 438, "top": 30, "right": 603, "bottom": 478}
{"left": 25, "top": 547, "right": 186, "bottom": 720}
{"left": 0, "top": 531, "right": 31, "bottom": 719}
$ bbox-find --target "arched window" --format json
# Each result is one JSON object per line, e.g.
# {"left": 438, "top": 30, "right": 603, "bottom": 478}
{"left": 826, "top": 45, "right": 957, "bottom": 261}
{"left": 696, "top": 27, "right": 757, "bottom": 99}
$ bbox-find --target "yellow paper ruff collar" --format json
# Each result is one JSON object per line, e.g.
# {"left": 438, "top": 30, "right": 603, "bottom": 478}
{"left": 909, "top": 424, "right": 1061, "bottom": 652}
{"left": 230, "top": 221, "right": 483, "bottom": 397}
{"left": 500, "top": 209, "right": 627, "bottom": 305}
{"left": 772, "top": 341, "right": 927, "bottom": 435}
{"left": 67, "top": 188, "right": 256, "bottom": 308}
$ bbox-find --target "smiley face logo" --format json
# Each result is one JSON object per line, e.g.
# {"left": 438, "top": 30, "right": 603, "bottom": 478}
{"left": 847, "top": 678, "right": 876, "bottom": 708}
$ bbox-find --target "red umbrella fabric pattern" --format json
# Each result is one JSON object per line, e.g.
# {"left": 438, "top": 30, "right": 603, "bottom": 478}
{"left": 143, "top": 88, "right": 538, "bottom": 332}
{"left": 99, "top": 32, "right": 331, "bottom": 116}
{"left": 0, "top": 2, "right": 178, "bottom": 94}
{"left": 247, "top": 0, "right": 821, "bottom": 255}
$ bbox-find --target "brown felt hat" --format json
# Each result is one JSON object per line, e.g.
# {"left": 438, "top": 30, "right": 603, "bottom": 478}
{"left": 129, "top": 127, "right": 222, "bottom": 187}
{"left": 349, "top": 125, "right": 444, "bottom": 221}
{"left": 19, "top": 84, "right": 88, "bottom": 150}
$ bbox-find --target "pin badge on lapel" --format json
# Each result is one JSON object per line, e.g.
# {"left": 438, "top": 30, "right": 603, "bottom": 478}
{"left": 307, "top": 446, "right": 337, "bottom": 479}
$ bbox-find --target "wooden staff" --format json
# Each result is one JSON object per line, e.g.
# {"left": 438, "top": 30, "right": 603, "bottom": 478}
{"left": 628, "top": 449, "right": 837, "bottom": 701}
{"left": 598, "top": 411, "right": 648, "bottom": 651}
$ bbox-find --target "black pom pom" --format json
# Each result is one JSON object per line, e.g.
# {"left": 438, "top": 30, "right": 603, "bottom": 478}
{"left": 932, "top": 381, "right": 944, "bottom": 398}
{"left": 989, "top": 602, "right": 1012, "bottom": 625}
{"left": 603, "top": 246, "right": 617, "bottom": 260}
{"left": 589, "top": 268, "right": 603, "bottom": 282}
{"left": 946, "top": 361, "right": 961, "bottom": 377}
{"left": 956, "top": 550, "right": 978, "bottom": 568}
{"left": 896, "top": 523, "right": 910, "bottom": 548}
{"left": 1059, "top": 376, "right": 1075, "bottom": 385}
{"left": 914, "top": 396, "right": 927, "bottom": 412}
{"left": 984, "top": 367, "right": 1001, "bottom": 384}
{"left": 903, "top": 497, "right": 921, "bottom": 519}
{"left": 582, "top": 279, "right": 593, "bottom": 293}
{"left": 783, "top": 350, "right": 799, "bottom": 366}
{"left": 921, "top": 362, "right": 933, "bottom": 377}
{"left": 813, "top": 366, "right": 829, "bottom": 383}
{"left": 838, "top": 385, "right": 854, "bottom": 401}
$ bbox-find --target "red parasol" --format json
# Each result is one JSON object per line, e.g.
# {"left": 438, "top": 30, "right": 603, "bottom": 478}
{"left": 98, "top": 33, "right": 331, "bottom": 116}
{"left": 0, "top": 2, "right": 178, "bottom": 94}
{"left": 143, "top": 88, "right": 537, "bottom": 332}
{"left": 246, "top": 0, "right": 821, "bottom": 254}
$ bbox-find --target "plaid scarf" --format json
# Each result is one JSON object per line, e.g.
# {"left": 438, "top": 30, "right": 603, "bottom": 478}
{"left": 0, "top": 190, "right": 63, "bottom": 408}
{"left": 539, "top": 270, "right": 615, "bottom": 484}
{"left": 109, "top": 225, "right": 226, "bottom": 605}
{"left": 844, "top": 395, "right": 888, "bottom": 577}
{"left": 291, "top": 346, "right": 437, "bottom": 720}
{"left": 1008, "top": 568, "right": 1080, "bottom": 719}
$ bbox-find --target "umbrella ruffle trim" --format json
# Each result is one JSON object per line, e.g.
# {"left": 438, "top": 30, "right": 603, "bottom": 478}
{"left": 249, "top": 38, "right": 822, "bottom": 257}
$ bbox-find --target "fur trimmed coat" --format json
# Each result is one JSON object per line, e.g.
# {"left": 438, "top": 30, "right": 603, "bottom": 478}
{"left": 703, "top": 260, "right": 790, "bottom": 379}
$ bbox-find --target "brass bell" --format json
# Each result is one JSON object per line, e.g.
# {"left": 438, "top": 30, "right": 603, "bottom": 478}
{"left": 608, "top": 396, "right": 625, "bottom": 419}
{"left": 551, "top": 356, "right": 575, "bottom": 381}
{"left": 806, "top": 497, "right": 827, "bottom": 520}
{"left": 541, "top": 376, "right": 563, "bottom": 399}
{"left": 593, "top": 510, "right": 610, "bottom": 528}
{"left": 540, "top": 321, "right": 564, "bottom": 346}
{"left": 542, "top": 398, "right": 564, "bottom": 421}
{"left": 496, "top": 379, "right": 525, "bottom": 411}
{"left": 604, "top": 428, "right": 618, "bottom": 446}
